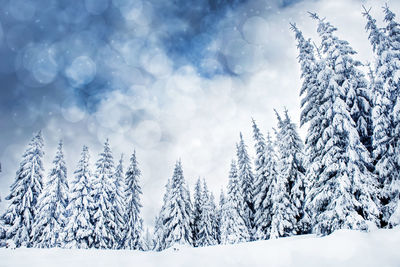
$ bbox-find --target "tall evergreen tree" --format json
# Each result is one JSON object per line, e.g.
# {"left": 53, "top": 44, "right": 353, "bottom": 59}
{"left": 236, "top": 134, "right": 254, "bottom": 239}
{"left": 161, "top": 161, "right": 193, "bottom": 248}
{"left": 382, "top": 5, "right": 400, "bottom": 227}
{"left": 64, "top": 146, "right": 95, "bottom": 249}
{"left": 113, "top": 154, "right": 127, "bottom": 249}
{"left": 3, "top": 131, "right": 44, "bottom": 247}
{"left": 154, "top": 179, "right": 171, "bottom": 251}
{"left": 196, "top": 180, "right": 218, "bottom": 247}
{"left": 216, "top": 188, "right": 225, "bottom": 243}
{"left": 303, "top": 14, "right": 380, "bottom": 235}
{"left": 252, "top": 120, "right": 277, "bottom": 240}
{"left": 31, "top": 140, "right": 69, "bottom": 248}
{"left": 123, "top": 151, "right": 143, "bottom": 250}
{"left": 220, "top": 160, "right": 249, "bottom": 244}
{"left": 192, "top": 177, "right": 203, "bottom": 247}
{"left": 91, "top": 139, "right": 116, "bottom": 249}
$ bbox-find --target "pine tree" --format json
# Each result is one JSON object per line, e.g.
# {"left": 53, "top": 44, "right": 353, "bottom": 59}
{"left": 192, "top": 178, "right": 203, "bottom": 247}
{"left": 220, "top": 161, "right": 249, "bottom": 244}
{"left": 216, "top": 189, "right": 225, "bottom": 243}
{"left": 91, "top": 139, "right": 116, "bottom": 249}
{"left": 196, "top": 180, "right": 218, "bottom": 247}
{"left": 113, "top": 154, "right": 127, "bottom": 249}
{"left": 154, "top": 179, "right": 171, "bottom": 251}
{"left": 3, "top": 131, "right": 44, "bottom": 247}
{"left": 303, "top": 14, "right": 380, "bottom": 235}
{"left": 252, "top": 120, "right": 277, "bottom": 240}
{"left": 123, "top": 151, "right": 143, "bottom": 250}
{"left": 64, "top": 146, "right": 95, "bottom": 249}
{"left": 161, "top": 161, "right": 193, "bottom": 248}
{"left": 31, "top": 140, "right": 69, "bottom": 248}
{"left": 364, "top": 5, "right": 400, "bottom": 227}
{"left": 236, "top": 134, "right": 254, "bottom": 239}
{"left": 383, "top": 5, "right": 400, "bottom": 227}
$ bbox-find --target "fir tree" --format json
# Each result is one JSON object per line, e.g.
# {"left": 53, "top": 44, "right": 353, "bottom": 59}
{"left": 113, "top": 154, "right": 127, "bottom": 249}
{"left": 192, "top": 178, "right": 203, "bottom": 247}
{"left": 303, "top": 14, "right": 380, "bottom": 235}
{"left": 154, "top": 179, "right": 171, "bottom": 251}
{"left": 31, "top": 140, "right": 69, "bottom": 248}
{"left": 220, "top": 161, "right": 249, "bottom": 244}
{"left": 91, "top": 139, "right": 116, "bottom": 249}
{"left": 3, "top": 131, "right": 44, "bottom": 247}
{"left": 161, "top": 161, "right": 193, "bottom": 248}
{"left": 196, "top": 180, "right": 217, "bottom": 247}
{"left": 123, "top": 151, "right": 143, "bottom": 250}
{"left": 252, "top": 120, "right": 277, "bottom": 240}
{"left": 216, "top": 188, "right": 225, "bottom": 243}
{"left": 236, "top": 134, "right": 254, "bottom": 239}
{"left": 64, "top": 146, "right": 95, "bottom": 249}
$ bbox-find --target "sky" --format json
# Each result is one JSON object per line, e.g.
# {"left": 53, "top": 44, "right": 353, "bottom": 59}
{"left": 0, "top": 0, "right": 399, "bottom": 227}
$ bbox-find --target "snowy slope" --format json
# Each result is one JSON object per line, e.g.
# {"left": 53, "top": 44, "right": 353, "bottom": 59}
{"left": 1, "top": 228, "right": 400, "bottom": 267}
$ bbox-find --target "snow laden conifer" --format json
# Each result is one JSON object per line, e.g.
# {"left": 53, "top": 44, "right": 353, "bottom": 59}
{"left": 123, "top": 151, "right": 143, "bottom": 250}
{"left": 252, "top": 119, "right": 277, "bottom": 240}
{"left": 113, "top": 154, "right": 127, "bottom": 249}
{"left": 269, "top": 112, "right": 297, "bottom": 239}
{"left": 64, "top": 146, "right": 95, "bottom": 249}
{"left": 91, "top": 139, "right": 116, "bottom": 249}
{"left": 192, "top": 178, "right": 203, "bottom": 247}
{"left": 383, "top": 5, "right": 400, "bottom": 227}
{"left": 276, "top": 110, "right": 308, "bottom": 234}
{"left": 161, "top": 161, "right": 193, "bottom": 249}
{"left": 236, "top": 134, "right": 254, "bottom": 239}
{"left": 3, "top": 131, "right": 44, "bottom": 247}
{"left": 364, "top": 5, "right": 400, "bottom": 227}
{"left": 290, "top": 23, "right": 323, "bottom": 209}
{"left": 303, "top": 14, "right": 380, "bottom": 235}
{"left": 154, "top": 179, "right": 171, "bottom": 251}
{"left": 196, "top": 180, "right": 218, "bottom": 247}
{"left": 31, "top": 140, "right": 69, "bottom": 248}
{"left": 220, "top": 161, "right": 249, "bottom": 244}
{"left": 216, "top": 189, "right": 225, "bottom": 243}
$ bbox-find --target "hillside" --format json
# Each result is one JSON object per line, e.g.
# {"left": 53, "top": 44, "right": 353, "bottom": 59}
{"left": 1, "top": 228, "right": 399, "bottom": 267}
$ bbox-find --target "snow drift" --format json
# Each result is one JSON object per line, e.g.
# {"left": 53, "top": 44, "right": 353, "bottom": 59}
{"left": 1, "top": 228, "right": 399, "bottom": 267}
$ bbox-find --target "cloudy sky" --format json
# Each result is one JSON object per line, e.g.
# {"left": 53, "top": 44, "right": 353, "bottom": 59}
{"left": 0, "top": 0, "right": 399, "bottom": 226}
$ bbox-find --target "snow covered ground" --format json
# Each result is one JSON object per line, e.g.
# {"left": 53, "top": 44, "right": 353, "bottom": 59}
{"left": 1, "top": 228, "right": 399, "bottom": 267}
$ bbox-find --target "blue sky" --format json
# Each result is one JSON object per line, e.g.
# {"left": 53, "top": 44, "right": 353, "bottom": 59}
{"left": 0, "top": 0, "right": 396, "bottom": 225}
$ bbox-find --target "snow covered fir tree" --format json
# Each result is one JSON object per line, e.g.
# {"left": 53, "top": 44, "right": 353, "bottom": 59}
{"left": 1, "top": 4, "right": 400, "bottom": 253}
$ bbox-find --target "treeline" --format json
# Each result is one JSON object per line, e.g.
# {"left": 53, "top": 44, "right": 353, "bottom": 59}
{"left": 1, "top": 5, "right": 400, "bottom": 250}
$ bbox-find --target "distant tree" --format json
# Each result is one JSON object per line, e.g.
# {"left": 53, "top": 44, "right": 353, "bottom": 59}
{"left": 31, "top": 141, "right": 69, "bottom": 248}
{"left": 252, "top": 119, "right": 277, "bottom": 240}
{"left": 64, "top": 146, "right": 95, "bottom": 249}
{"left": 3, "top": 131, "right": 44, "bottom": 247}
{"left": 113, "top": 154, "right": 127, "bottom": 249}
{"left": 196, "top": 180, "right": 218, "bottom": 247}
{"left": 123, "top": 151, "right": 143, "bottom": 250}
{"left": 220, "top": 161, "right": 249, "bottom": 244}
{"left": 192, "top": 178, "right": 203, "bottom": 247}
{"left": 91, "top": 139, "right": 116, "bottom": 249}
{"left": 160, "top": 161, "right": 193, "bottom": 249}
{"left": 236, "top": 134, "right": 255, "bottom": 239}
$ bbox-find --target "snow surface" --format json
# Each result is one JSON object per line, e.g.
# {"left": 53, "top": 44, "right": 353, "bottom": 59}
{"left": 1, "top": 228, "right": 399, "bottom": 267}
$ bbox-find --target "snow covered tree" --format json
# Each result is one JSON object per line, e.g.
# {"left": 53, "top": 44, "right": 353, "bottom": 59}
{"left": 252, "top": 120, "right": 277, "bottom": 240}
{"left": 236, "top": 133, "right": 254, "bottom": 239}
{"left": 64, "top": 146, "right": 95, "bottom": 249}
{"left": 216, "top": 188, "right": 225, "bottom": 243}
{"left": 91, "top": 139, "right": 116, "bottom": 249}
{"left": 160, "top": 161, "right": 193, "bottom": 249}
{"left": 31, "top": 140, "right": 69, "bottom": 248}
{"left": 220, "top": 160, "right": 249, "bottom": 244}
{"left": 274, "top": 110, "right": 307, "bottom": 236}
{"left": 192, "top": 177, "right": 203, "bottom": 247}
{"left": 113, "top": 154, "right": 127, "bottom": 249}
{"left": 2, "top": 131, "right": 44, "bottom": 247}
{"left": 154, "top": 179, "right": 171, "bottom": 251}
{"left": 303, "top": 14, "right": 380, "bottom": 235}
{"left": 123, "top": 151, "right": 143, "bottom": 250}
{"left": 196, "top": 180, "right": 218, "bottom": 247}
{"left": 364, "top": 5, "right": 400, "bottom": 227}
